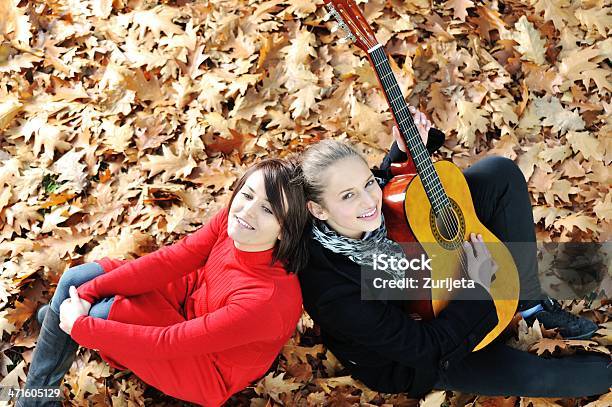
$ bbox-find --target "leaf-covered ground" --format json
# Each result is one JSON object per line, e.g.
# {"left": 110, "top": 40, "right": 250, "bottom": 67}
{"left": 0, "top": 0, "right": 610, "bottom": 405}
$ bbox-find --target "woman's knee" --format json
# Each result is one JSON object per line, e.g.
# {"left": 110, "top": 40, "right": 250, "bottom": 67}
{"left": 52, "top": 263, "right": 105, "bottom": 312}
{"left": 484, "top": 156, "right": 525, "bottom": 185}
{"left": 470, "top": 156, "right": 527, "bottom": 197}
{"left": 57, "top": 262, "right": 104, "bottom": 290}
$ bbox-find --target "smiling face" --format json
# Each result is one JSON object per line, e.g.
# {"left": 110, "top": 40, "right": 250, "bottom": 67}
{"left": 227, "top": 169, "right": 283, "bottom": 252}
{"left": 307, "top": 156, "right": 382, "bottom": 239}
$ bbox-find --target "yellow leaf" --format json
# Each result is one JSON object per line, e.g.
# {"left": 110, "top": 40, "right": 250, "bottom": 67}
{"left": 351, "top": 101, "right": 391, "bottom": 147}
{"left": 141, "top": 145, "right": 197, "bottom": 182}
{"left": 285, "top": 0, "right": 321, "bottom": 18}
{"left": 533, "top": 0, "right": 577, "bottom": 31}
{"left": 255, "top": 372, "right": 301, "bottom": 403}
{"left": 289, "top": 79, "right": 320, "bottom": 119}
{"left": 0, "top": 311, "right": 17, "bottom": 336}
{"left": 445, "top": 0, "right": 475, "bottom": 22}
{"left": 314, "top": 375, "right": 363, "bottom": 394}
{"left": 553, "top": 212, "right": 600, "bottom": 234}
{"left": 593, "top": 192, "right": 612, "bottom": 221}
{"left": 537, "top": 144, "right": 571, "bottom": 165}
{"left": 512, "top": 16, "right": 547, "bottom": 65}
{"left": 196, "top": 73, "right": 227, "bottom": 112}
{"left": 533, "top": 206, "right": 572, "bottom": 228}
{"left": 456, "top": 99, "right": 488, "bottom": 147}
{"left": 529, "top": 338, "right": 568, "bottom": 356}
{"left": 517, "top": 142, "right": 545, "bottom": 180}
{"left": 580, "top": 68, "right": 612, "bottom": 93}
{"left": 0, "top": 95, "right": 22, "bottom": 131}
{"left": 583, "top": 392, "right": 612, "bottom": 407}
{"left": 130, "top": 6, "right": 183, "bottom": 40}
{"left": 281, "top": 27, "right": 317, "bottom": 67}
{"left": 558, "top": 47, "right": 600, "bottom": 90}
{"left": 0, "top": 0, "right": 32, "bottom": 46}
{"left": 282, "top": 343, "right": 325, "bottom": 364}
{"left": 575, "top": 6, "right": 612, "bottom": 38}
{"left": 543, "top": 178, "right": 581, "bottom": 205}
{"left": 566, "top": 130, "right": 603, "bottom": 161}
{"left": 101, "top": 119, "right": 134, "bottom": 154}
{"left": 533, "top": 96, "right": 585, "bottom": 135}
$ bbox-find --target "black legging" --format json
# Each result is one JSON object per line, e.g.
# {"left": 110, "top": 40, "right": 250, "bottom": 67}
{"left": 432, "top": 156, "right": 611, "bottom": 396}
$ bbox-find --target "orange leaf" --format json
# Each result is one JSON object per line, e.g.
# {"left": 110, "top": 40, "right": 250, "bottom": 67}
{"left": 529, "top": 338, "right": 568, "bottom": 356}
{"left": 40, "top": 192, "right": 77, "bottom": 209}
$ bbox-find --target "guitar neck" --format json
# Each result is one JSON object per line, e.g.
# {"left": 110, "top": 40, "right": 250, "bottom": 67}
{"left": 368, "top": 44, "right": 449, "bottom": 212}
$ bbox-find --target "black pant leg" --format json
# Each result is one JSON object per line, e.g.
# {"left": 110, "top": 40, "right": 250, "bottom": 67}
{"left": 461, "top": 156, "right": 544, "bottom": 307}
{"left": 432, "top": 342, "right": 612, "bottom": 397}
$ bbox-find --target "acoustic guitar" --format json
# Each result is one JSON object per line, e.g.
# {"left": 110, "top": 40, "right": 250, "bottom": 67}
{"left": 323, "top": 0, "right": 520, "bottom": 351}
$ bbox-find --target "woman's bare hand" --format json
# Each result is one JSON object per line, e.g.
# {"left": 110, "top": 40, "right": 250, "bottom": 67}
{"left": 59, "top": 286, "right": 92, "bottom": 335}
{"left": 463, "top": 233, "right": 498, "bottom": 294}
{"left": 391, "top": 106, "right": 432, "bottom": 153}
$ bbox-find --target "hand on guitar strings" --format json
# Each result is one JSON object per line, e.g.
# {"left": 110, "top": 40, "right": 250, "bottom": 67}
{"left": 462, "top": 233, "right": 498, "bottom": 296}
{"left": 391, "top": 106, "right": 432, "bottom": 152}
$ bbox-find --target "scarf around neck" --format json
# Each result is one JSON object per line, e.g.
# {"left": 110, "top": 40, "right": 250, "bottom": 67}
{"left": 310, "top": 212, "right": 407, "bottom": 282}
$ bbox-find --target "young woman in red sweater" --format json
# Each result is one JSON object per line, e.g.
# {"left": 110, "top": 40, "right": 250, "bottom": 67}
{"left": 18, "top": 158, "right": 309, "bottom": 407}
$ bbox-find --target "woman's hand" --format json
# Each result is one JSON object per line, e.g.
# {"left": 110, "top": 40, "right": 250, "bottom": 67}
{"left": 59, "top": 286, "right": 92, "bottom": 335}
{"left": 391, "top": 106, "right": 433, "bottom": 153}
{"left": 463, "top": 233, "right": 498, "bottom": 295}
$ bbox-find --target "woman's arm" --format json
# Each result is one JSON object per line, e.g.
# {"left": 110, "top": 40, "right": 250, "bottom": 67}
{"left": 76, "top": 206, "right": 228, "bottom": 304}
{"left": 315, "top": 278, "right": 498, "bottom": 371}
{"left": 70, "top": 287, "right": 283, "bottom": 359}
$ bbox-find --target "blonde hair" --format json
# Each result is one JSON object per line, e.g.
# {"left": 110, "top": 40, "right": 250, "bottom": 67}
{"left": 300, "top": 139, "right": 367, "bottom": 205}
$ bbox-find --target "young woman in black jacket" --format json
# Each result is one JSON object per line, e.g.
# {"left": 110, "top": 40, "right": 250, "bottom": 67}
{"left": 297, "top": 107, "right": 611, "bottom": 398}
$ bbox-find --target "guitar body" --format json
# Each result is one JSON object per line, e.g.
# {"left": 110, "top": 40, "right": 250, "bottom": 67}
{"left": 383, "top": 160, "right": 520, "bottom": 351}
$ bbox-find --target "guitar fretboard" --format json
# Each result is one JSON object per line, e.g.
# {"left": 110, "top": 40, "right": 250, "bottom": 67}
{"left": 368, "top": 45, "right": 449, "bottom": 214}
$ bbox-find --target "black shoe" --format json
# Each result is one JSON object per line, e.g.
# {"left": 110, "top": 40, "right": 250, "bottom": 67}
{"left": 16, "top": 306, "right": 78, "bottom": 406}
{"left": 524, "top": 297, "right": 598, "bottom": 340}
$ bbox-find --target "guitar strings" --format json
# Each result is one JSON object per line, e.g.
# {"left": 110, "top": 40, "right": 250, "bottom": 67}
{"left": 370, "top": 46, "right": 471, "bottom": 281}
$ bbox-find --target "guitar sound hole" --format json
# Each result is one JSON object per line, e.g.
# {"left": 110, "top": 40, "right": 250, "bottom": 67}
{"left": 435, "top": 208, "right": 460, "bottom": 241}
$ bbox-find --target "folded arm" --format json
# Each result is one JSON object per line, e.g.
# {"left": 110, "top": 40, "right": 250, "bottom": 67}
{"left": 71, "top": 287, "right": 281, "bottom": 359}
{"left": 77, "top": 207, "right": 228, "bottom": 304}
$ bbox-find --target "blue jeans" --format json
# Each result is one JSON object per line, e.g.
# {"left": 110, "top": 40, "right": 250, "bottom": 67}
{"left": 50, "top": 262, "right": 115, "bottom": 319}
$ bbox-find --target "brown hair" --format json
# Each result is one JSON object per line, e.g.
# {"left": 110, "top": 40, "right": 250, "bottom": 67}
{"left": 300, "top": 139, "right": 367, "bottom": 206}
{"left": 228, "top": 158, "right": 309, "bottom": 274}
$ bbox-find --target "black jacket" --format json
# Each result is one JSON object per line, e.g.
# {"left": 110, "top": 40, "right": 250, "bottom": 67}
{"left": 298, "top": 130, "right": 499, "bottom": 397}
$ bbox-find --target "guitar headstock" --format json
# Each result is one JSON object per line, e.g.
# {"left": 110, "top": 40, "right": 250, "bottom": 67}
{"left": 323, "top": 0, "right": 379, "bottom": 52}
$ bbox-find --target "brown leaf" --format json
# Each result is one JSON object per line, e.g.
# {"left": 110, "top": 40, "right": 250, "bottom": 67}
{"left": 530, "top": 338, "right": 568, "bottom": 356}
{"left": 255, "top": 372, "right": 302, "bottom": 404}
{"left": 5, "top": 297, "right": 37, "bottom": 330}
{"left": 204, "top": 128, "right": 257, "bottom": 155}
{"left": 519, "top": 398, "right": 563, "bottom": 407}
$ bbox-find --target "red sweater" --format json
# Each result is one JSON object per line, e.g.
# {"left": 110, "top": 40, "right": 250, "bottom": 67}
{"left": 72, "top": 206, "right": 303, "bottom": 406}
